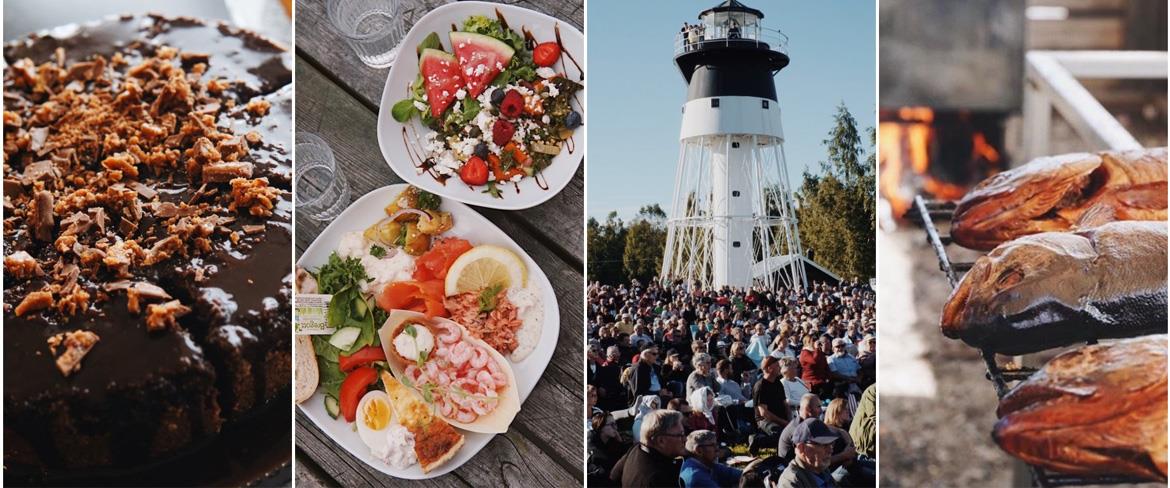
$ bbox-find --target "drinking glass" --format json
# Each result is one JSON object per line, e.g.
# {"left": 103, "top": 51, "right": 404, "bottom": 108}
{"left": 295, "top": 133, "right": 350, "bottom": 221}
{"left": 327, "top": 0, "right": 407, "bottom": 68}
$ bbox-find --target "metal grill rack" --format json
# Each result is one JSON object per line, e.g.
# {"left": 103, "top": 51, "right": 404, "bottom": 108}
{"left": 905, "top": 195, "right": 1150, "bottom": 488}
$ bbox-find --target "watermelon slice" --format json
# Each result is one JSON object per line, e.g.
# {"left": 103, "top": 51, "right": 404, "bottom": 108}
{"left": 419, "top": 48, "right": 464, "bottom": 119}
{"left": 450, "top": 31, "right": 515, "bottom": 99}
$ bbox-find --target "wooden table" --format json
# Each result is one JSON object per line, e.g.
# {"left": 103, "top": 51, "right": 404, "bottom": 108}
{"left": 293, "top": 1, "right": 584, "bottom": 486}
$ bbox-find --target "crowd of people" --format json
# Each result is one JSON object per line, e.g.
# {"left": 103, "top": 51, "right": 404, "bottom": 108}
{"left": 587, "top": 278, "right": 877, "bottom": 487}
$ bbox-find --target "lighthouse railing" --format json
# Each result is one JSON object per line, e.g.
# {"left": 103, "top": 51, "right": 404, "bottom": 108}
{"left": 673, "top": 26, "right": 788, "bottom": 57}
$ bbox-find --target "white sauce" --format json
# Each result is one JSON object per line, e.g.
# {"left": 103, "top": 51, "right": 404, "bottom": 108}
{"left": 393, "top": 325, "right": 435, "bottom": 361}
{"left": 336, "top": 231, "right": 416, "bottom": 295}
{"left": 374, "top": 424, "right": 417, "bottom": 470}
{"left": 507, "top": 286, "right": 543, "bottom": 362}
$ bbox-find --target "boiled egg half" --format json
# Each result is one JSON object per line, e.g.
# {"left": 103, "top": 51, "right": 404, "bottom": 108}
{"left": 356, "top": 390, "right": 394, "bottom": 455}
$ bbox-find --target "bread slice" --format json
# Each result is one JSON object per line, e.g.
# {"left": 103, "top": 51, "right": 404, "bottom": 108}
{"left": 294, "top": 335, "right": 319, "bottom": 403}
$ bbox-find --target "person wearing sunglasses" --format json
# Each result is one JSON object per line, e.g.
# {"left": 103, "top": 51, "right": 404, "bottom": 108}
{"left": 679, "top": 429, "right": 742, "bottom": 488}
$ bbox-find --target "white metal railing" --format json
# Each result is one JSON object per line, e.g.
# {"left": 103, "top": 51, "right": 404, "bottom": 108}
{"left": 673, "top": 25, "right": 788, "bottom": 57}
{"left": 1023, "top": 50, "right": 1167, "bottom": 160}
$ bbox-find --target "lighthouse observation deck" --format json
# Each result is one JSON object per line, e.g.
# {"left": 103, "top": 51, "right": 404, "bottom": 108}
{"left": 673, "top": 24, "right": 788, "bottom": 59}
{"left": 673, "top": 1, "right": 790, "bottom": 92}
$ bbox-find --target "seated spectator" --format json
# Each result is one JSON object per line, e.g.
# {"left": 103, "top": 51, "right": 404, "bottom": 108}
{"left": 687, "top": 352, "right": 720, "bottom": 397}
{"left": 680, "top": 430, "right": 742, "bottom": 488}
{"left": 777, "top": 393, "right": 822, "bottom": 464}
{"left": 778, "top": 357, "right": 810, "bottom": 417}
{"left": 799, "top": 334, "right": 832, "bottom": 399}
{"left": 594, "top": 346, "right": 626, "bottom": 411}
{"left": 748, "top": 356, "right": 790, "bottom": 454}
{"left": 850, "top": 384, "right": 877, "bottom": 459}
{"left": 825, "top": 398, "right": 875, "bottom": 485}
{"left": 714, "top": 359, "right": 748, "bottom": 405}
{"left": 827, "top": 338, "right": 860, "bottom": 385}
{"left": 610, "top": 410, "right": 686, "bottom": 487}
{"left": 630, "top": 395, "right": 661, "bottom": 441}
{"left": 776, "top": 419, "right": 838, "bottom": 488}
{"left": 630, "top": 345, "right": 666, "bottom": 401}
{"left": 729, "top": 341, "right": 758, "bottom": 380}
{"left": 685, "top": 386, "right": 718, "bottom": 435}
{"left": 588, "top": 412, "right": 628, "bottom": 488}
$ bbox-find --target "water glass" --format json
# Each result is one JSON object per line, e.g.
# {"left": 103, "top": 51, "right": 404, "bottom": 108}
{"left": 327, "top": 0, "right": 407, "bottom": 68}
{"left": 295, "top": 133, "right": 350, "bottom": 222}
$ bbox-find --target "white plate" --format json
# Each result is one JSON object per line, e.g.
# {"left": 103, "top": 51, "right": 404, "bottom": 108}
{"left": 295, "top": 184, "right": 561, "bottom": 479}
{"left": 377, "top": 1, "right": 585, "bottom": 210}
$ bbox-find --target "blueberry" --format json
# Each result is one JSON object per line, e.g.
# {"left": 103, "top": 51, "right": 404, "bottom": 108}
{"left": 490, "top": 88, "right": 506, "bottom": 106}
{"left": 564, "top": 110, "right": 582, "bottom": 129}
{"left": 474, "top": 142, "right": 489, "bottom": 159}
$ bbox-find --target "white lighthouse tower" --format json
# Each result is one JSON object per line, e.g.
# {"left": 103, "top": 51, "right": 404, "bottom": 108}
{"left": 662, "top": 0, "right": 826, "bottom": 290}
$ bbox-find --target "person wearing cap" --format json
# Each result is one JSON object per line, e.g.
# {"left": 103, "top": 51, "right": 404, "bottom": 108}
{"left": 776, "top": 418, "right": 838, "bottom": 488}
{"left": 679, "top": 430, "right": 741, "bottom": 488}
{"left": 610, "top": 410, "right": 686, "bottom": 487}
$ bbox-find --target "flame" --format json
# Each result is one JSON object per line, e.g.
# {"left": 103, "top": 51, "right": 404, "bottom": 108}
{"left": 879, "top": 107, "right": 1002, "bottom": 219}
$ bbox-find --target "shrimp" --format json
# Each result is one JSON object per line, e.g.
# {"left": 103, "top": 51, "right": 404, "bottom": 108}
{"left": 437, "top": 322, "right": 461, "bottom": 344}
{"left": 405, "top": 365, "right": 427, "bottom": 385}
{"left": 433, "top": 342, "right": 450, "bottom": 359}
{"left": 426, "top": 361, "right": 446, "bottom": 386}
{"left": 455, "top": 407, "right": 477, "bottom": 423}
{"left": 438, "top": 398, "right": 455, "bottom": 418}
{"left": 486, "top": 358, "right": 508, "bottom": 386}
{"left": 476, "top": 370, "right": 496, "bottom": 389}
{"left": 449, "top": 341, "right": 473, "bottom": 367}
{"left": 470, "top": 347, "right": 489, "bottom": 369}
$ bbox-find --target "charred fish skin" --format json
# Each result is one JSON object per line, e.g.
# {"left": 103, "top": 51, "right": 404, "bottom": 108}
{"left": 992, "top": 335, "right": 1168, "bottom": 481}
{"left": 951, "top": 147, "right": 1168, "bottom": 251}
{"left": 940, "top": 221, "right": 1168, "bottom": 355}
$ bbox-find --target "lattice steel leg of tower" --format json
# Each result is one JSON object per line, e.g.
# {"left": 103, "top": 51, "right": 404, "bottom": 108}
{"left": 661, "top": 134, "right": 806, "bottom": 290}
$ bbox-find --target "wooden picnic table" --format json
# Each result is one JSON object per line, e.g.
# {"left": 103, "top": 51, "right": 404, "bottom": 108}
{"left": 293, "top": 1, "right": 584, "bottom": 486}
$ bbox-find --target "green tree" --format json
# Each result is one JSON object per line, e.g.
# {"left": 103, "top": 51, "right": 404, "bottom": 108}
{"left": 795, "top": 102, "right": 876, "bottom": 280}
{"left": 622, "top": 205, "right": 667, "bottom": 283}
{"left": 587, "top": 211, "right": 628, "bottom": 284}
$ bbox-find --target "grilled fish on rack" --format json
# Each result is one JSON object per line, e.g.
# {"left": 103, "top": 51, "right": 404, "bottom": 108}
{"left": 993, "top": 335, "right": 1168, "bottom": 481}
{"left": 951, "top": 147, "right": 1167, "bottom": 250}
{"left": 940, "top": 221, "right": 1167, "bottom": 355}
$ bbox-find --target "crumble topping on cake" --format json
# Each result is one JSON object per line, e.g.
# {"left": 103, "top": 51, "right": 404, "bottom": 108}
{"left": 46, "top": 330, "right": 100, "bottom": 376}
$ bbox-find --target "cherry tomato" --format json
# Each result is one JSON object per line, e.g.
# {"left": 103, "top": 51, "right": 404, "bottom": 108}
{"left": 459, "top": 156, "right": 489, "bottom": 186}
{"left": 533, "top": 42, "right": 561, "bottom": 67}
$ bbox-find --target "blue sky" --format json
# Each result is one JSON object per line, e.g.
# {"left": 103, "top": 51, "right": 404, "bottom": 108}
{"left": 586, "top": 0, "right": 876, "bottom": 219}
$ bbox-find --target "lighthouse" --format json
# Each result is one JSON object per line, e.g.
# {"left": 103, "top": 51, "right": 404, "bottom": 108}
{"left": 662, "top": 0, "right": 828, "bottom": 290}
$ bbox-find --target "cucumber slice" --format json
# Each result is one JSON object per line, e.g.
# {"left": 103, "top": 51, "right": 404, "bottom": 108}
{"left": 353, "top": 297, "right": 368, "bottom": 317}
{"left": 328, "top": 327, "right": 362, "bottom": 351}
{"left": 324, "top": 395, "right": 340, "bottom": 419}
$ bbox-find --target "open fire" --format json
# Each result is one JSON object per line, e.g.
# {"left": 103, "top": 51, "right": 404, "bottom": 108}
{"left": 879, "top": 107, "right": 1007, "bottom": 218}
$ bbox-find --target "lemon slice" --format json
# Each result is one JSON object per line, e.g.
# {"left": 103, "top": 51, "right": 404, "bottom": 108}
{"left": 444, "top": 245, "right": 527, "bottom": 296}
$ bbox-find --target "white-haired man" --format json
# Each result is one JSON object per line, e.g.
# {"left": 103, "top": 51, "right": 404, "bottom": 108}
{"left": 680, "top": 430, "right": 742, "bottom": 487}
{"left": 610, "top": 410, "right": 685, "bottom": 487}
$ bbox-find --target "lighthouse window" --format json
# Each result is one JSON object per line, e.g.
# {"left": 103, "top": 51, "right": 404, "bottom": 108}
{"left": 762, "top": 100, "right": 769, "bottom": 109}
{"left": 731, "top": 142, "right": 740, "bottom": 148}
{"left": 732, "top": 241, "right": 742, "bottom": 248}
{"left": 732, "top": 190, "right": 741, "bottom": 197}
{"left": 711, "top": 98, "right": 720, "bottom": 108}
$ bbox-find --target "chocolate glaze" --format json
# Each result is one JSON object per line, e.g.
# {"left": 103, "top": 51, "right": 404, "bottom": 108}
{"left": 218, "top": 84, "right": 293, "bottom": 187}
{"left": 3, "top": 13, "right": 292, "bottom": 478}
{"left": 149, "top": 15, "right": 291, "bottom": 97}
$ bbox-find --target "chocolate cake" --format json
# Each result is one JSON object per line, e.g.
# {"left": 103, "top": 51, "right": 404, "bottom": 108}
{"left": 3, "top": 14, "right": 292, "bottom": 478}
